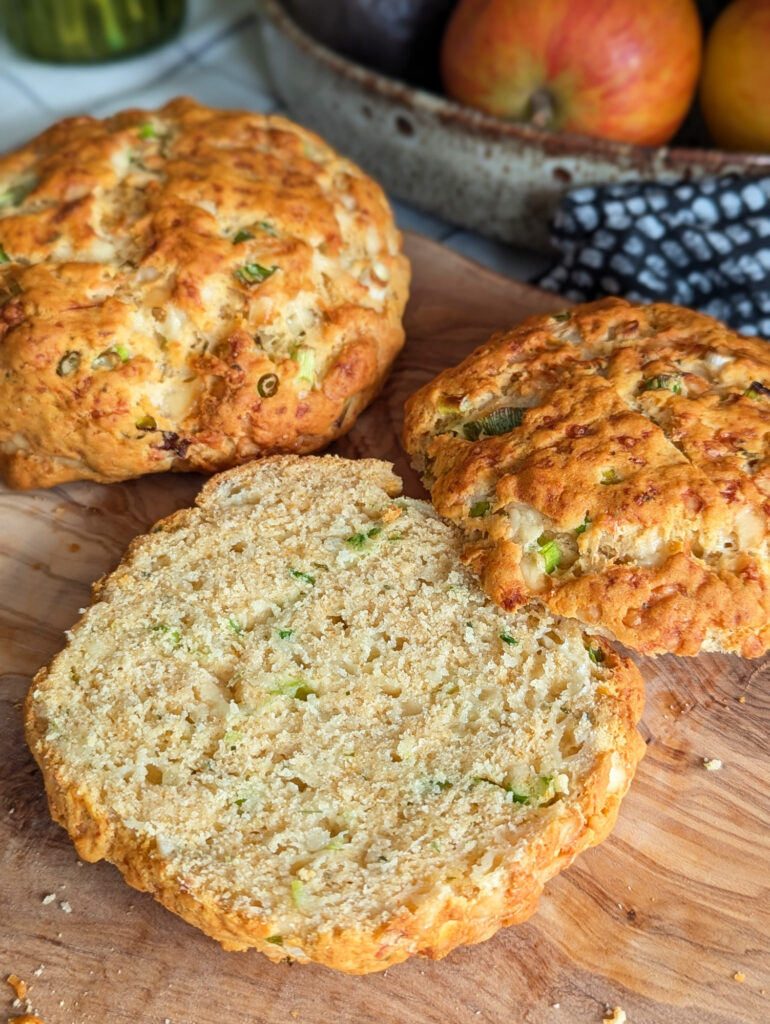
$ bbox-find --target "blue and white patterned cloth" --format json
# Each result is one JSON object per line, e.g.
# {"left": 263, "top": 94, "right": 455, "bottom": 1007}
{"left": 538, "top": 177, "right": 770, "bottom": 338}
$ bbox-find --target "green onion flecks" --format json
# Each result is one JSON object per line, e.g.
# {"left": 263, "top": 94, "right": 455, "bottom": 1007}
{"left": 288, "top": 568, "right": 315, "bottom": 585}
{"left": 537, "top": 535, "right": 562, "bottom": 574}
{"left": 56, "top": 351, "right": 80, "bottom": 377}
{"left": 257, "top": 373, "right": 279, "bottom": 398}
{"left": 588, "top": 644, "right": 605, "bottom": 665}
{"left": 744, "top": 381, "right": 770, "bottom": 400}
{"left": 643, "top": 373, "right": 682, "bottom": 394}
{"left": 234, "top": 262, "right": 277, "bottom": 286}
{"left": 462, "top": 406, "right": 524, "bottom": 441}
{"left": 291, "top": 345, "right": 316, "bottom": 384}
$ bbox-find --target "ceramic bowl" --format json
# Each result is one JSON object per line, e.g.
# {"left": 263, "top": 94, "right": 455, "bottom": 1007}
{"left": 259, "top": 0, "right": 770, "bottom": 250}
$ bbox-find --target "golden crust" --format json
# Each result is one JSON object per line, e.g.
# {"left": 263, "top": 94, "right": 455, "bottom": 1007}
{"left": 29, "top": 721, "right": 642, "bottom": 974}
{"left": 403, "top": 298, "right": 770, "bottom": 657}
{"left": 24, "top": 456, "right": 644, "bottom": 974}
{"left": 0, "top": 99, "right": 409, "bottom": 489}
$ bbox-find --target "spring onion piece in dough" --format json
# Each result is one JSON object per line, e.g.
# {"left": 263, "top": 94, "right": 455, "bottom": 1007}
{"left": 537, "top": 536, "right": 562, "bottom": 574}
{"left": 270, "top": 679, "right": 313, "bottom": 701}
{"left": 346, "top": 526, "right": 382, "bottom": 549}
{"left": 92, "top": 345, "right": 130, "bottom": 370}
{"left": 292, "top": 345, "right": 316, "bottom": 384}
{"left": 288, "top": 568, "right": 315, "bottom": 585}
{"left": 233, "top": 229, "right": 254, "bottom": 244}
{"left": 0, "top": 183, "right": 31, "bottom": 207}
{"left": 56, "top": 351, "right": 80, "bottom": 377}
{"left": 601, "top": 469, "right": 621, "bottom": 485}
{"left": 643, "top": 373, "right": 682, "bottom": 394}
{"left": 588, "top": 645, "right": 605, "bottom": 664}
{"left": 257, "top": 373, "right": 279, "bottom": 398}
{"left": 470, "top": 501, "right": 490, "bottom": 518}
{"left": 290, "top": 879, "right": 310, "bottom": 911}
{"left": 745, "top": 381, "right": 770, "bottom": 400}
{"left": 0, "top": 245, "right": 9, "bottom": 264}
{"left": 474, "top": 778, "right": 530, "bottom": 804}
{"left": 575, "top": 515, "right": 591, "bottom": 535}
{"left": 234, "top": 262, "right": 277, "bottom": 286}
{"left": 463, "top": 406, "right": 524, "bottom": 441}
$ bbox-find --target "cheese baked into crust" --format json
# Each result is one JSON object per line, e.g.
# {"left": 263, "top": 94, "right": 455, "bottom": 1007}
{"left": 0, "top": 99, "right": 409, "bottom": 489}
{"left": 403, "top": 298, "right": 770, "bottom": 657}
{"left": 25, "top": 455, "right": 644, "bottom": 974}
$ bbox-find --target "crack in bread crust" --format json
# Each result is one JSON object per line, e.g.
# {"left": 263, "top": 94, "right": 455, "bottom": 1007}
{"left": 0, "top": 99, "right": 409, "bottom": 489}
{"left": 403, "top": 298, "right": 770, "bottom": 657}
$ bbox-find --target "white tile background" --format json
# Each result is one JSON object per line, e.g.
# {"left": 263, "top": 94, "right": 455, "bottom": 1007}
{"left": 0, "top": 0, "right": 549, "bottom": 283}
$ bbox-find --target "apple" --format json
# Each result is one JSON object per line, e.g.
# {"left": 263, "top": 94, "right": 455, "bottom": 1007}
{"left": 700, "top": 0, "right": 770, "bottom": 152}
{"left": 441, "top": 0, "right": 702, "bottom": 146}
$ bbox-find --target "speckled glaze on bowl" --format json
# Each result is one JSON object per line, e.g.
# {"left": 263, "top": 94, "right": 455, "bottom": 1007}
{"left": 258, "top": 0, "right": 770, "bottom": 251}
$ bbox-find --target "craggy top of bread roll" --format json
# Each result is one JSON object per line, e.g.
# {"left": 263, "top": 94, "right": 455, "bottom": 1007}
{"left": 404, "top": 298, "right": 770, "bottom": 657}
{"left": 0, "top": 99, "right": 409, "bottom": 488}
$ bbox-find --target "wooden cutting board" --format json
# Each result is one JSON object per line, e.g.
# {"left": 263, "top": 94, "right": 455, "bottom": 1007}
{"left": 1, "top": 233, "right": 768, "bottom": 1024}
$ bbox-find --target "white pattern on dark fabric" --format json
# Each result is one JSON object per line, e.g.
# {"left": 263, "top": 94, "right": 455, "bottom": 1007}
{"left": 537, "top": 176, "right": 770, "bottom": 338}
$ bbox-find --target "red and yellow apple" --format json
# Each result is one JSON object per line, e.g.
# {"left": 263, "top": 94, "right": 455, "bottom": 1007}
{"left": 441, "top": 0, "right": 702, "bottom": 146}
{"left": 700, "top": 0, "right": 770, "bottom": 152}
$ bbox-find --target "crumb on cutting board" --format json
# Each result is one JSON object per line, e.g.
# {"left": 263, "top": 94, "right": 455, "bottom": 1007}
{"left": 9, "top": 1017, "right": 45, "bottom": 1024}
{"left": 603, "top": 1009, "right": 627, "bottom": 1024}
{"left": 703, "top": 758, "right": 723, "bottom": 771}
{"left": 734, "top": 972, "right": 746, "bottom": 983}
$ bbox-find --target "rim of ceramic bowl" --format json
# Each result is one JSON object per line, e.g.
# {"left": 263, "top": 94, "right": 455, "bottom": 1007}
{"left": 259, "top": 0, "right": 770, "bottom": 172}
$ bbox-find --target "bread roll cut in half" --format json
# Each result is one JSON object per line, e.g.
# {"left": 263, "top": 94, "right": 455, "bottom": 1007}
{"left": 0, "top": 98, "right": 409, "bottom": 489}
{"left": 25, "top": 456, "right": 644, "bottom": 974}
{"left": 404, "top": 298, "right": 770, "bottom": 658}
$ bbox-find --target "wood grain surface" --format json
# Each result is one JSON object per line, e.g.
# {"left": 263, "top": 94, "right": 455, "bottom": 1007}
{"left": 1, "top": 233, "right": 768, "bottom": 1024}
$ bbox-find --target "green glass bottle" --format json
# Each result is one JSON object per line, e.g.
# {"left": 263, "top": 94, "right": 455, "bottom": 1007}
{"left": 3, "top": 0, "right": 186, "bottom": 62}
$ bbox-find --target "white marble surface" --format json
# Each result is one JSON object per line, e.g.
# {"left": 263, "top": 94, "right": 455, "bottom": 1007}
{"left": 0, "top": 0, "right": 550, "bottom": 284}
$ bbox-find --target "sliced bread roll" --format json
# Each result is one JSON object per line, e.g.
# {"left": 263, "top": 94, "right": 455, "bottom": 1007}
{"left": 25, "top": 456, "right": 644, "bottom": 974}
